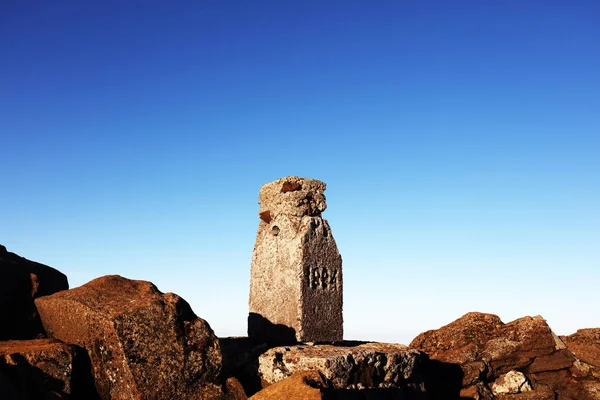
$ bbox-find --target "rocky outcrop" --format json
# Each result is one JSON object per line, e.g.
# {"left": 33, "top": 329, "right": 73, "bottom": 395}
{"left": 0, "top": 338, "right": 98, "bottom": 399}
{"left": 0, "top": 244, "right": 68, "bottom": 340}
{"left": 410, "top": 312, "right": 600, "bottom": 399}
{"left": 258, "top": 342, "right": 426, "bottom": 392}
{"left": 35, "top": 275, "right": 223, "bottom": 400}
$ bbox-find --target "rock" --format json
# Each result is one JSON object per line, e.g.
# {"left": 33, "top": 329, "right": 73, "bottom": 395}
{"left": 0, "top": 338, "right": 98, "bottom": 399}
{"left": 410, "top": 313, "right": 574, "bottom": 388}
{"left": 0, "top": 244, "right": 68, "bottom": 340}
{"left": 35, "top": 275, "right": 223, "bottom": 400}
{"left": 561, "top": 329, "right": 600, "bottom": 369}
{"left": 249, "top": 176, "right": 343, "bottom": 343}
{"left": 224, "top": 377, "right": 248, "bottom": 400}
{"left": 258, "top": 342, "right": 426, "bottom": 392}
{"left": 249, "top": 371, "right": 326, "bottom": 400}
{"left": 492, "top": 371, "right": 532, "bottom": 395}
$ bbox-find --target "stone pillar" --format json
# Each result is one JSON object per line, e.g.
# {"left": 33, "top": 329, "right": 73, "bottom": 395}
{"left": 248, "top": 176, "right": 343, "bottom": 343}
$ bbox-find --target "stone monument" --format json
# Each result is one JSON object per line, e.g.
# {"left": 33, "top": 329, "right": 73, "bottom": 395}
{"left": 248, "top": 176, "right": 343, "bottom": 343}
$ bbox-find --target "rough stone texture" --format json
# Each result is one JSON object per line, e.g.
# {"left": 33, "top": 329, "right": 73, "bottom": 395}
{"left": 410, "top": 313, "right": 573, "bottom": 387}
{"left": 561, "top": 328, "right": 600, "bottom": 370}
{"left": 249, "top": 371, "right": 326, "bottom": 400}
{"left": 258, "top": 342, "right": 426, "bottom": 392}
{"left": 0, "top": 338, "right": 98, "bottom": 399}
{"left": 249, "top": 176, "right": 343, "bottom": 343}
{"left": 410, "top": 312, "right": 600, "bottom": 399}
{"left": 35, "top": 275, "right": 224, "bottom": 400}
{"left": 492, "top": 371, "right": 532, "bottom": 395}
{"left": 0, "top": 244, "right": 68, "bottom": 340}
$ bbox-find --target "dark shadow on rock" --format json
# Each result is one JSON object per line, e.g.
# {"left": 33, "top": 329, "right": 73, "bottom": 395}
{"left": 0, "top": 245, "right": 68, "bottom": 340}
{"left": 421, "top": 358, "right": 464, "bottom": 400}
{"left": 220, "top": 336, "right": 271, "bottom": 397}
{"left": 0, "top": 353, "right": 67, "bottom": 399}
{"left": 71, "top": 346, "right": 101, "bottom": 400}
{"left": 0, "top": 346, "right": 100, "bottom": 400}
{"left": 248, "top": 312, "right": 297, "bottom": 346}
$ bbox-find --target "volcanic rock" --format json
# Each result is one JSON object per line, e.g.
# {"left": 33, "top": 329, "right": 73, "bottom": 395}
{"left": 0, "top": 244, "right": 68, "bottom": 340}
{"left": 258, "top": 342, "right": 426, "bottom": 392}
{"left": 561, "top": 328, "right": 600, "bottom": 370}
{"left": 35, "top": 275, "right": 223, "bottom": 400}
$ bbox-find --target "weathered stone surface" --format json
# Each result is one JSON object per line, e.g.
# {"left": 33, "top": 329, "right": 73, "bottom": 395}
{"left": 561, "top": 329, "right": 600, "bottom": 369}
{"left": 492, "top": 371, "right": 532, "bottom": 395}
{"left": 35, "top": 275, "right": 223, "bottom": 400}
{"left": 258, "top": 342, "right": 426, "bottom": 392}
{"left": 410, "top": 313, "right": 572, "bottom": 386}
{"left": 249, "top": 371, "right": 326, "bottom": 400}
{"left": 410, "top": 312, "right": 600, "bottom": 399}
{"left": 0, "top": 338, "right": 98, "bottom": 399}
{"left": 249, "top": 176, "right": 343, "bottom": 343}
{"left": 0, "top": 244, "right": 68, "bottom": 340}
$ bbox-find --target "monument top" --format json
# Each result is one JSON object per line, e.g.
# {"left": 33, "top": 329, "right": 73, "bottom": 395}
{"left": 258, "top": 176, "right": 327, "bottom": 221}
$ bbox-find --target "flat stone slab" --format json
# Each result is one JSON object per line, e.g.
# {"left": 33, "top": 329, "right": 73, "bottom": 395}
{"left": 258, "top": 342, "right": 426, "bottom": 391}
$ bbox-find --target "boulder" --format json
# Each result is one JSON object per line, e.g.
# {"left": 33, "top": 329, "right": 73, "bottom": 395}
{"left": 0, "top": 244, "right": 68, "bottom": 340}
{"left": 258, "top": 342, "right": 426, "bottom": 392}
{"left": 249, "top": 371, "right": 326, "bottom": 400}
{"left": 0, "top": 338, "right": 98, "bottom": 399}
{"left": 35, "top": 275, "right": 223, "bottom": 400}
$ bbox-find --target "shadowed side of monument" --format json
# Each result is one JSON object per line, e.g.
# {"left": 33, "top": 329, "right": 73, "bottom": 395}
{"left": 248, "top": 176, "right": 343, "bottom": 343}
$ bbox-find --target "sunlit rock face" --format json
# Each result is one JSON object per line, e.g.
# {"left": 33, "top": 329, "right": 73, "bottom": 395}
{"left": 35, "top": 275, "right": 224, "bottom": 400}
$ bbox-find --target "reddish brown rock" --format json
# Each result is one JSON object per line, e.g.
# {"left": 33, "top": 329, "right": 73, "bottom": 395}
{"left": 561, "top": 329, "right": 600, "bottom": 369}
{"left": 249, "top": 371, "right": 326, "bottom": 400}
{"left": 0, "top": 244, "right": 68, "bottom": 340}
{"left": 35, "top": 275, "right": 223, "bottom": 400}
{"left": 0, "top": 338, "right": 97, "bottom": 399}
{"left": 410, "top": 313, "right": 573, "bottom": 387}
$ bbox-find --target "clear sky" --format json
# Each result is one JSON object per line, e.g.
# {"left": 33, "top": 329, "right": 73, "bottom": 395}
{"left": 2, "top": 1, "right": 599, "bottom": 344}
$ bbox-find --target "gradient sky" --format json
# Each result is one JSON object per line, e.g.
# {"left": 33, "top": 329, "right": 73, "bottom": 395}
{"left": 2, "top": 1, "right": 599, "bottom": 344}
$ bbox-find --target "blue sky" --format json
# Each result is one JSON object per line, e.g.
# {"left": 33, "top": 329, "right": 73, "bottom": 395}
{"left": 2, "top": 1, "right": 599, "bottom": 343}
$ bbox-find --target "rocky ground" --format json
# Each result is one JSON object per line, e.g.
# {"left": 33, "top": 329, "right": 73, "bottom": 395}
{"left": 1, "top": 244, "right": 599, "bottom": 399}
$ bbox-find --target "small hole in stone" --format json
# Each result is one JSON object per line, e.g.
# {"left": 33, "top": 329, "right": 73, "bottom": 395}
{"left": 271, "top": 226, "right": 280, "bottom": 236}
